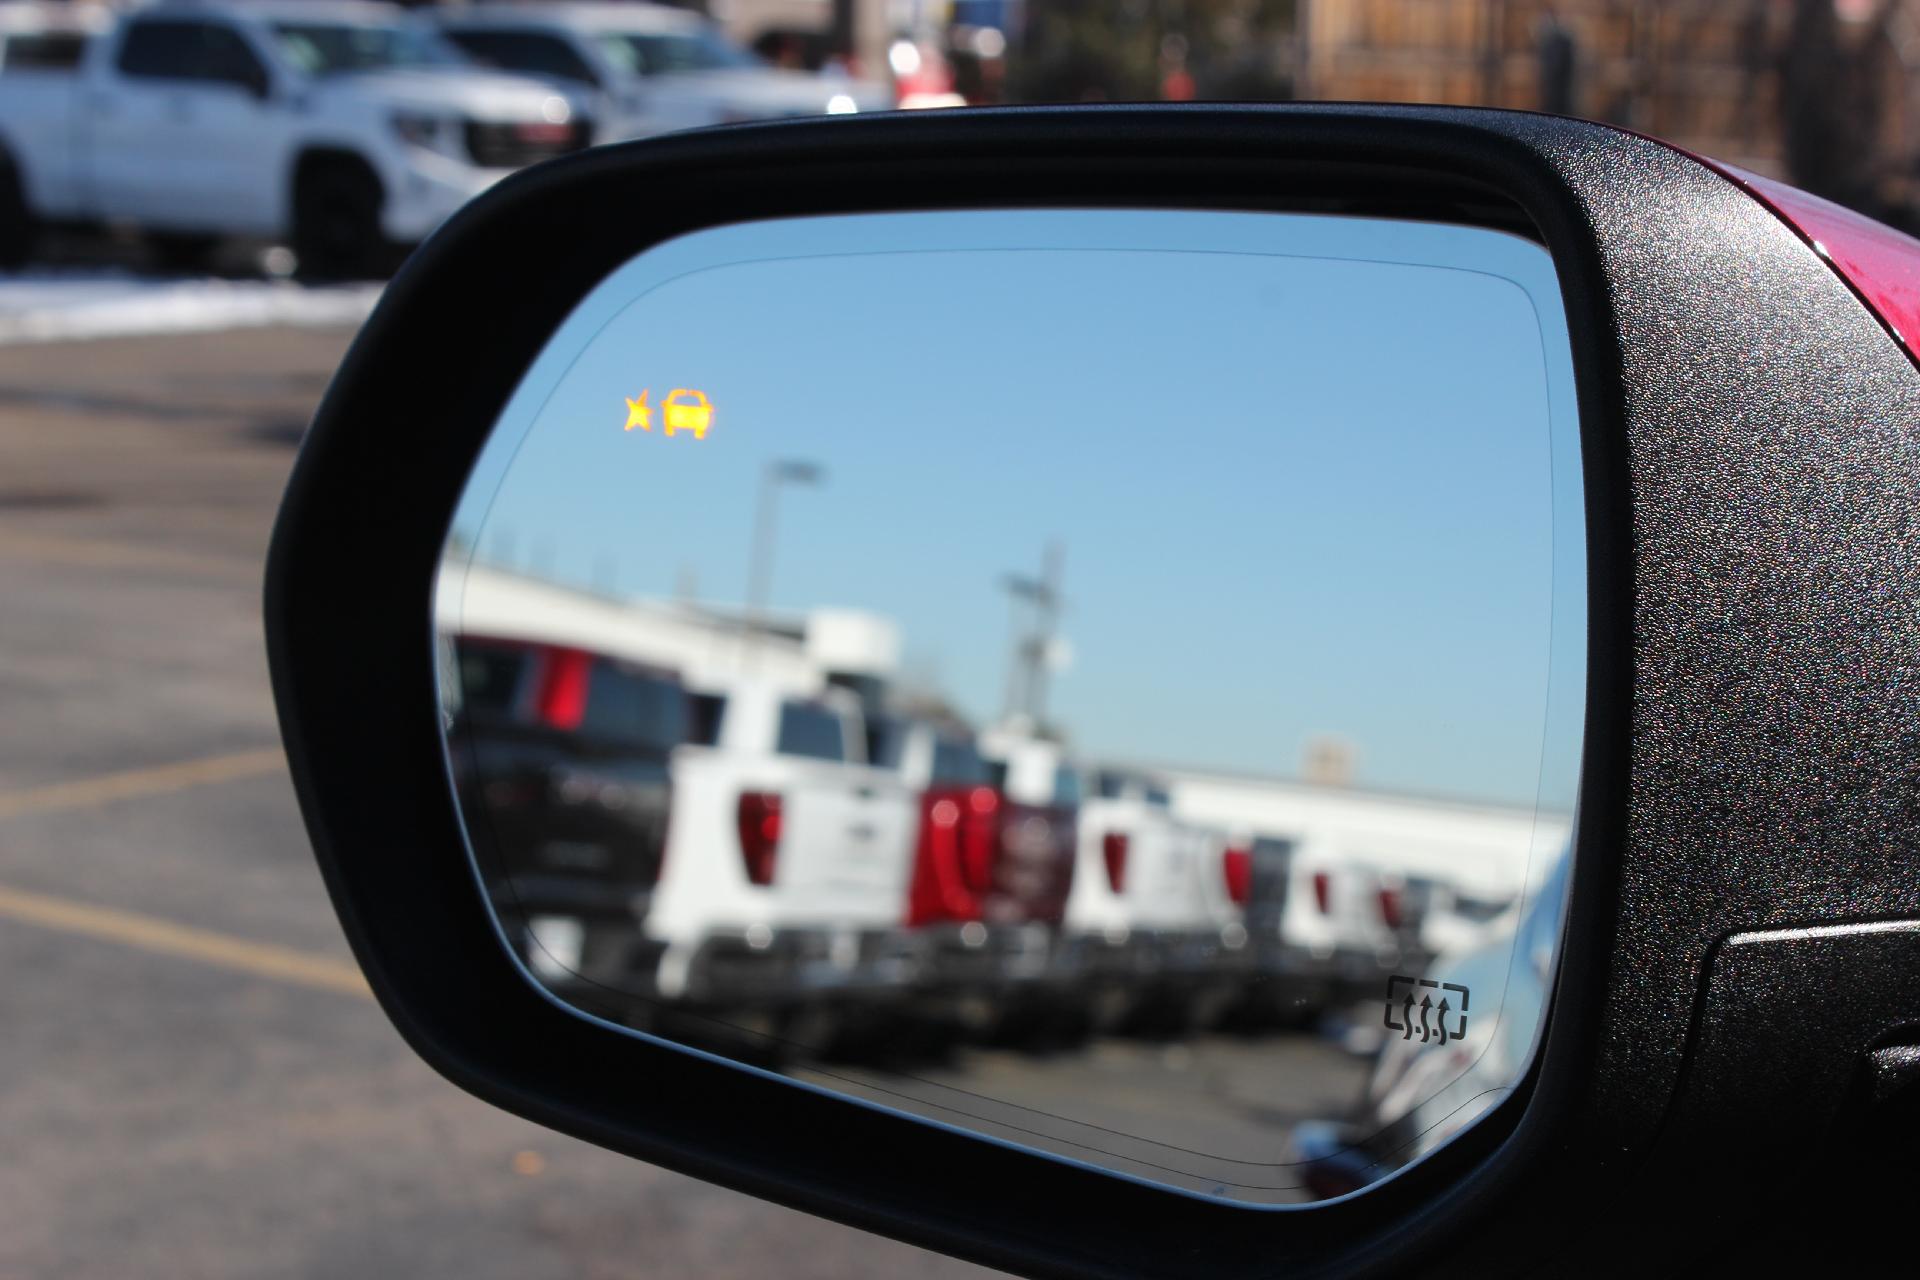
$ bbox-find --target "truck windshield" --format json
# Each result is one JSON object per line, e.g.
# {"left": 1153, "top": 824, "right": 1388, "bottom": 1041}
{"left": 272, "top": 23, "right": 462, "bottom": 75}
{"left": 1093, "top": 770, "right": 1166, "bottom": 806}
{"left": 593, "top": 28, "right": 762, "bottom": 76}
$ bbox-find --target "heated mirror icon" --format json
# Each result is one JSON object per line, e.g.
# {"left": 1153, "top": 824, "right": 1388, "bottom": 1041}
{"left": 1385, "top": 975, "right": 1470, "bottom": 1046}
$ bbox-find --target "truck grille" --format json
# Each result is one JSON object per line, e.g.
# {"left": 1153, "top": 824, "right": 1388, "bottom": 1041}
{"left": 464, "top": 119, "right": 593, "bottom": 169}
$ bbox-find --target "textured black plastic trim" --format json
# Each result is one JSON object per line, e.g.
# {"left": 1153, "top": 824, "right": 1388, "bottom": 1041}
{"left": 264, "top": 104, "right": 1920, "bottom": 1277}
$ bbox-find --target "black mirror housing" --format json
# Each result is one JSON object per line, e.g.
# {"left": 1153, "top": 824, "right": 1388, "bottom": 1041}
{"left": 265, "top": 104, "right": 1920, "bottom": 1277}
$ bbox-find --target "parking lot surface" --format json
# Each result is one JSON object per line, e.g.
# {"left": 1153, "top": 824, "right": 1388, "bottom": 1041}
{"left": 0, "top": 324, "right": 1362, "bottom": 1276}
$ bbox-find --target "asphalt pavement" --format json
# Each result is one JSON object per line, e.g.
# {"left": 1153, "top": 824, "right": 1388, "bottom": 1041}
{"left": 0, "top": 323, "right": 1357, "bottom": 1276}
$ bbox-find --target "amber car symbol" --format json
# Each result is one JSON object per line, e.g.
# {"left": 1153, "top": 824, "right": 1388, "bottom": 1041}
{"left": 662, "top": 389, "right": 714, "bottom": 439}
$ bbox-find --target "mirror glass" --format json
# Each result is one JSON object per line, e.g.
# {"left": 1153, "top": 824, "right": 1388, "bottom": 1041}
{"left": 435, "top": 209, "right": 1585, "bottom": 1205}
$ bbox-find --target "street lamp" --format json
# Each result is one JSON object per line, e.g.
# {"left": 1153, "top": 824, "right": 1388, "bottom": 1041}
{"left": 744, "top": 459, "right": 825, "bottom": 654}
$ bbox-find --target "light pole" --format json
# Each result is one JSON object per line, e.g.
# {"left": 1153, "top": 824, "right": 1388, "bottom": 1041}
{"left": 744, "top": 459, "right": 824, "bottom": 657}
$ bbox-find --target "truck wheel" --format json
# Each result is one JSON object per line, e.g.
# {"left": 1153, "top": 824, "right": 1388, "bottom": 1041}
{"left": 292, "top": 162, "right": 386, "bottom": 282}
{"left": 0, "top": 157, "right": 36, "bottom": 271}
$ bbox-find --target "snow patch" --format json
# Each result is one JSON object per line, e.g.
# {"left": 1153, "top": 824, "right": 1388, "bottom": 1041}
{"left": 0, "top": 271, "right": 381, "bottom": 344}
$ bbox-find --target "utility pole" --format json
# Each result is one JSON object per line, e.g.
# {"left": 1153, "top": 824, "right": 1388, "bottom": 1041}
{"left": 998, "top": 540, "right": 1066, "bottom": 725}
{"left": 1000, "top": 575, "right": 1033, "bottom": 719}
{"left": 1026, "top": 540, "right": 1065, "bottom": 723}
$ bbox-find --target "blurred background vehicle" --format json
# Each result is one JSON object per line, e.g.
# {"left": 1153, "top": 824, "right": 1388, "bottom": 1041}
{"left": 7, "top": 0, "right": 1914, "bottom": 279}
{"left": 1226, "top": 832, "right": 1340, "bottom": 1028}
{"left": 642, "top": 677, "right": 920, "bottom": 1055}
{"left": 0, "top": 0, "right": 590, "bottom": 278}
{"left": 1065, "top": 768, "right": 1250, "bottom": 1036}
{"left": 880, "top": 715, "right": 1079, "bottom": 1041}
{"left": 1308, "top": 845, "right": 1429, "bottom": 1005}
{"left": 436, "top": 2, "right": 889, "bottom": 144}
{"left": 447, "top": 635, "right": 682, "bottom": 1001}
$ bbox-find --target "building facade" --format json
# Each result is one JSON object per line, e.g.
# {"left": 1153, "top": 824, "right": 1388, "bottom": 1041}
{"left": 1296, "top": 0, "right": 1920, "bottom": 218}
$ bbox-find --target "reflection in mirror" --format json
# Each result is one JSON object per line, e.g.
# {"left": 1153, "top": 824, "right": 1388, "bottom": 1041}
{"left": 435, "top": 210, "right": 1585, "bottom": 1205}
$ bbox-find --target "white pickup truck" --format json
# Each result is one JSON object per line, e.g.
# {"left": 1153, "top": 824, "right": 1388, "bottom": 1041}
{"left": 435, "top": 2, "right": 891, "bottom": 145}
{"left": 0, "top": 0, "right": 590, "bottom": 276}
{"left": 1068, "top": 767, "right": 1251, "bottom": 1031}
{"left": 1263, "top": 836, "right": 1432, "bottom": 1011}
{"left": 644, "top": 679, "right": 920, "bottom": 1034}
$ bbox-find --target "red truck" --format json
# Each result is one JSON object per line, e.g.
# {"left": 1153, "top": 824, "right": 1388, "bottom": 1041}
{"left": 869, "top": 715, "right": 1077, "bottom": 1037}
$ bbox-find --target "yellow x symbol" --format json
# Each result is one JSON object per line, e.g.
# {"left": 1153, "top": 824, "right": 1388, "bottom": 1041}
{"left": 623, "top": 391, "right": 651, "bottom": 432}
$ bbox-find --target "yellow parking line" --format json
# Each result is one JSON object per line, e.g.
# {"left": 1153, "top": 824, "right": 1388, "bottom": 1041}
{"left": 0, "top": 881, "right": 371, "bottom": 999}
{"left": 0, "top": 747, "right": 286, "bottom": 820}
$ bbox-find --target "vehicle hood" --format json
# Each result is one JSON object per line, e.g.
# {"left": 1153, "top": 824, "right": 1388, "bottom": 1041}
{"left": 640, "top": 68, "right": 887, "bottom": 115}
{"left": 311, "top": 67, "right": 577, "bottom": 123}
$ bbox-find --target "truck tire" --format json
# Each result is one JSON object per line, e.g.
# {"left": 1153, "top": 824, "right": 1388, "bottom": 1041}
{"left": 291, "top": 159, "right": 386, "bottom": 282}
{"left": 0, "top": 155, "right": 36, "bottom": 271}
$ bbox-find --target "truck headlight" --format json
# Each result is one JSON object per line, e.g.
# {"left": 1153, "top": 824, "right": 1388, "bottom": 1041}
{"left": 390, "top": 112, "right": 446, "bottom": 150}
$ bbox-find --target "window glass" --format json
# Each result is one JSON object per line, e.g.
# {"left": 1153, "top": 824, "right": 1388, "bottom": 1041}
{"left": 594, "top": 28, "right": 762, "bottom": 76}
{"left": 865, "top": 715, "right": 905, "bottom": 770}
{"left": 117, "top": 20, "right": 265, "bottom": 91}
{"left": 776, "top": 702, "right": 845, "bottom": 761}
{"left": 686, "top": 693, "right": 725, "bottom": 747}
{"left": 931, "top": 737, "right": 990, "bottom": 786}
{"left": 199, "top": 24, "right": 265, "bottom": 89}
{"left": 581, "top": 663, "right": 688, "bottom": 750}
{"left": 2, "top": 32, "right": 88, "bottom": 71}
{"left": 271, "top": 22, "right": 460, "bottom": 75}
{"left": 454, "top": 642, "right": 528, "bottom": 716}
{"left": 444, "top": 29, "right": 597, "bottom": 84}
{"left": 116, "top": 20, "right": 195, "bottom": 78}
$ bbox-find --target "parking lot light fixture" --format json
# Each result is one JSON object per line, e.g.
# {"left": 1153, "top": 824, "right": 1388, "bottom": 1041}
{"left": 745, "top": 459, "right": 825, "bottom": 655}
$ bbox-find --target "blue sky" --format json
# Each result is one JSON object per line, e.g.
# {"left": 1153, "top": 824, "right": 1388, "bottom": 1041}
{"left": 447, "top": 211, "right": 1586, "bottom": 811}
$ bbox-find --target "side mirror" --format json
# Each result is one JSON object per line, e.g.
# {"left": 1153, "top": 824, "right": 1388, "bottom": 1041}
{"left": 267, "top": 106, "right": 1920, "bottom": 1277}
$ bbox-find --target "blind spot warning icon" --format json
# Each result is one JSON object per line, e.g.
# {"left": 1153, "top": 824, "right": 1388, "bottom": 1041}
{"left": 663, "top": 389, "right": 713, "bottom": 439}
{"left": 623, "top": 391, "right": 651, "bottom": 432}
